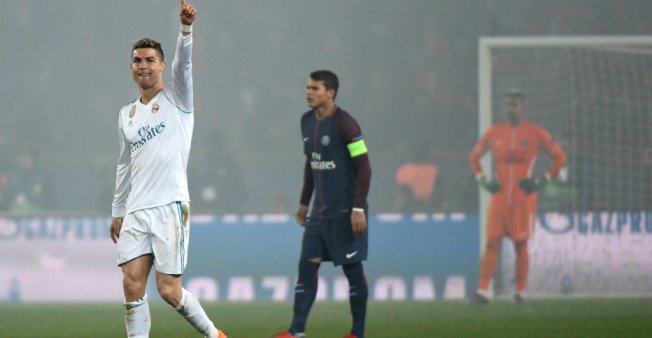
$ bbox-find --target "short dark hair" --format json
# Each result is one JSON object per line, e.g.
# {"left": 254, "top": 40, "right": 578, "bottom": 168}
{"left": 310, "top": 70, "right": 339, "bottom": 98}
{"left": 505, "top": 88, "right": 524, "bottom": 100}
{"left": 132, "top": 37, "right": 164, "bottom": 61}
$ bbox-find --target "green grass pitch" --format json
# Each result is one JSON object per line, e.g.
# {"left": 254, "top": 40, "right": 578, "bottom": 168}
{"left": 1, "top": 298, "right": 652, "bottom": 337}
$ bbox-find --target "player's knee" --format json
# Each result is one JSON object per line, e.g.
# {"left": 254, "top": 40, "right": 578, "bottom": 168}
{"left": 157, "top": 282, "right": 181, "bottom": 307}
{"left": 484, "top": 238, "right": 501, "bottom": 253}
{"left": 122, "top": 273, "right": 146, "bottom": 296}
{"left": 298, "top": 259, "right": 321, "bottom": 276}
{"left": 514, "top": 240, "right": 528, "bottom": 253}
{"left": 342, "top": 262, "right": 364, "bottom": 279}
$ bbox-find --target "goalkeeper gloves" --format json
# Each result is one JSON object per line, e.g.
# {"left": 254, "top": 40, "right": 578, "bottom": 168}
{"left": 476, "top": 174, "right": 501, "bottom": 194}
{"left": 519, "top": 174, "right": 550, "bottom": 194}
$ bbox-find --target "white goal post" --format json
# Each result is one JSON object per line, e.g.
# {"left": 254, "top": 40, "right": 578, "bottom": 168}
{"left": 477, "top": 36, "right": 652, "bottom": 297}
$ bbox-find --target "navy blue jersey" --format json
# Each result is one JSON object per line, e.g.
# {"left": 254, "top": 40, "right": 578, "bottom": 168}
{"left": 300, "top": 107, "right": 371, "bottom": 221}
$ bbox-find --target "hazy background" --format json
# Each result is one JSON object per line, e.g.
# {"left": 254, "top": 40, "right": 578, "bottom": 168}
{"left": 1, "top": 0, "right": 651, "bottom": 216}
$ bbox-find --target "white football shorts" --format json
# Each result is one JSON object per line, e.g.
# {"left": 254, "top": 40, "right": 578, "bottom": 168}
{"left": 117, "top": 201, "right": 190, "bottom": 275}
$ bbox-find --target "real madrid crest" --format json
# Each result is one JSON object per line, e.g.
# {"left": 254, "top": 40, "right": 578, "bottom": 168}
{"left": 151, "top": 103, "right": 160, "bottom": 113}
{"left": 321, "top": 135, "right": 330, "bottom": 146}
{"left": 129, "top": 105, "right": 136, "bottom": 118}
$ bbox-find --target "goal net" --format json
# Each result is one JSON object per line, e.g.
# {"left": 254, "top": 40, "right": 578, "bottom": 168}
{"left": 478, "top": 36, "right": 652, "bottom": 297}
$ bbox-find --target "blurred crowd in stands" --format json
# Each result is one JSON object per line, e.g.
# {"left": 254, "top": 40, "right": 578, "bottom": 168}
{"left": 0, "top": 0, "right": 650, "bottom": 215}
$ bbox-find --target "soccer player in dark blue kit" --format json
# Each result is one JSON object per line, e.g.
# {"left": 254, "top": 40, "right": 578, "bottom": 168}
{"left": 274, "top": 70, "right": 372, "bottom": 338}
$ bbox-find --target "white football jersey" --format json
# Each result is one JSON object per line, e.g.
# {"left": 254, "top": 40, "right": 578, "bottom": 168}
{"left": 112, "top": 33, "right": 194, "bottom": 217}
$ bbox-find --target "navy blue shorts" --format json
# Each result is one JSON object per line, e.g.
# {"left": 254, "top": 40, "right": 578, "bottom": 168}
{"left": 300, "top": 211, "right": 368, "bottom": 266}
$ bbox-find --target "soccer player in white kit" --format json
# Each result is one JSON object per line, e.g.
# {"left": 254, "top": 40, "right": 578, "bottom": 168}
{"left": 109, "top": 1, "right": 226, "bottom": 337}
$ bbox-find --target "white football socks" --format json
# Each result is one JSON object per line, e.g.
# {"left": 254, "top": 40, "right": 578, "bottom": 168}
{"left": 175, "top": 288, "right": 217, "bottom": 337}
{"left": 476, "top": 289, "right": 491, "bottom": 299}
{"left": 124, "top": 294, "right": 151, "bottom": 338}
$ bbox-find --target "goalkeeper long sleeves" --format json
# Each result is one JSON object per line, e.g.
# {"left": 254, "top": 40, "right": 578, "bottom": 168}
{"left": 469, "top": 119, "right": 566, "bottom": 205}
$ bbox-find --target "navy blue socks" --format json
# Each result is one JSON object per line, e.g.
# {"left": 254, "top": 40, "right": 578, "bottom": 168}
{"left": 289, "top": 259, "right": 320, "bottom": 334}
{"left": 343, "top": 262, "right": 368, "bottom": 338}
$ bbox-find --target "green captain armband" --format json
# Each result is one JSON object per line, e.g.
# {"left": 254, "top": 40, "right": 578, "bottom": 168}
{"left": 347, "top": 138, "right": 368, "bottom": 158}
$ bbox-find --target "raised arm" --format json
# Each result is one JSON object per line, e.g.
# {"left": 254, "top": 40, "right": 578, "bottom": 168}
{"left": 169, "top": 0, "right": 197, "bottom": 113}
{"left": 180, "top": 0, "right": 197, "bottom": 35}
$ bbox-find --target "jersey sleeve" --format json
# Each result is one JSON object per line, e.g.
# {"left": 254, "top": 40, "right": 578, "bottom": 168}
{"left": 111, "top": 113, "right": 132, "bottom": 217}
{"left": 299, "top": 156, "right": 314, "bottom": 206}
{"left": 299, "top": 112, "right": 314, "bottom": 206}
{"left": 469, "top": 128, "right": 493, "bottom": 175}
{"left": 168, "top": 33, "right": 193, "bottom": 113}
{"left": 334, "top": 112, "right": 371, "bottom": 209}
{"left": 335, "top": 113, "right": 367, "bottom": 158}
{"left": 537, "top": 127, "right": 567, "bottom": 178}
{"left": 300, "top": 112, "right": 311, "bottom": 156}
